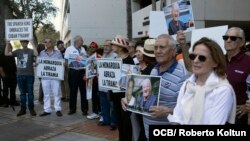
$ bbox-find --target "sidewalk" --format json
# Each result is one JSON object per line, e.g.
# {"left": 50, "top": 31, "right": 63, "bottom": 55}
{"left": 0, "top": 76, "right": 118, "bottom": 141}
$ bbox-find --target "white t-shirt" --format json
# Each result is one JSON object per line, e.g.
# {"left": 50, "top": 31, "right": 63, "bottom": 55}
{"left": 64, "top": 45, "right": 88, "bottom": 69}
{"left": 64, "top": 45, "right": 87, "bottom": 59}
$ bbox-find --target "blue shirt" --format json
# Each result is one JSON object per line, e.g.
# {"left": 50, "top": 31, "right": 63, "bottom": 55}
{"left": 143, "top": 60, "right": 188, "bottom": 139}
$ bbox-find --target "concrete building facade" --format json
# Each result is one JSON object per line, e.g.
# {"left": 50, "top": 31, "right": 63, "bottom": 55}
{"left": 60, "top": 0, "right": 127, "bottom": 46}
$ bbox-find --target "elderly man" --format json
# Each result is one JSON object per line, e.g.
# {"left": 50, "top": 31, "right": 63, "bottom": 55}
{"left": 39, "top": 38, "right": 63, "bottom": 117}
{"left": 177, "top": 27, "right": 250, "bottom": 124}
{"left": 143, "top": 34, "right": 188, "bottom": 139}
{"left": 223, "top": 27, "right": 250, "bottom": 124}
{"left": 64, "top": 35, "right": 88, "bottom": 116}
{"left": 137, "top": 78, "right": 156, "bottom": 112}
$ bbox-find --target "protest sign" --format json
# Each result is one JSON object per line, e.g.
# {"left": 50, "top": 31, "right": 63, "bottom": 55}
{"left": 149, "top": 11, "right": 168, "bottom": 38}
{"left": 97, "top": 58, "right": 122, "bottom": 91}
{"left": 191, "top": 25, "right": 228, "bottom": 54}
{"left": 5, "top": 19, "right": 33, "bottom": 41}
{"left": 163, "top": 0, "right": 195, "bottom": 36}
{"left": 126, "top": 74, "right": 161, "bottom": 116}
{"left": 37, "top": 58, "right": 64, "bottom": 80}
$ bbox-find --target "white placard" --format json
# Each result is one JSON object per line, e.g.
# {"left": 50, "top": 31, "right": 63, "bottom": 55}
{"left": 37, "top": 58, "right": 64, "bottom": 80}
{"left": 5, "top": 19, "right": 33, "bottom": 41}
{"left": 97, "top": 59, "right": 122, "bottom": 91}
{"left": 149, "top": 11, "right": 168, "bottom": 38}
{"left": 191, "top": 25, "right": 228, "bottom": 54}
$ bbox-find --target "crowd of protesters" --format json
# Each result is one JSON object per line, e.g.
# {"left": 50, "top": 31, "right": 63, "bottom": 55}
{"left": 0, "top": 26, "right": 250, "bottom": 141}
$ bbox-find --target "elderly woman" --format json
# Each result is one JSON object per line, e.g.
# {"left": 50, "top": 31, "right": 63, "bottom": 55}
{"left": 168, "top": 37, "right": 236, "bottom": 124}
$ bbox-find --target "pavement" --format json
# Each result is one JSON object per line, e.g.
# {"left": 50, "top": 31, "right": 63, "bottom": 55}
{"left": 0, "top": 75, "right": 118, "bottom": 141}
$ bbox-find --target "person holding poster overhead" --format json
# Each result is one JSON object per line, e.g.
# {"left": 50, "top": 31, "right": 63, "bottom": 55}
{"left": 5, "top": 40, "right": 38, "bottom": 117}
{"left": 39, "top": 38, "right": 63, "bottom": 117}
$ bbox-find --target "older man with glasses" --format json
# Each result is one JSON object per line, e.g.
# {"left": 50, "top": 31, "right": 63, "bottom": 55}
{"left": 223, "top": 27, "right": 250, "bottom": 124}
{"left": 177, "top": 27, "right": 250, "bottom": 124}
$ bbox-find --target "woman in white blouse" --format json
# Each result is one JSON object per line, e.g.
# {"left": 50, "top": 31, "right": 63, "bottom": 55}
{"left": 168, "top": 37, "right": 236, "bottom": 124}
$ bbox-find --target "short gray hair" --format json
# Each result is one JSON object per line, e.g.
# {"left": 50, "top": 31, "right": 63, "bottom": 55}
{"left": 73, "top": 35, "right": 83, "bottom": 45}
{"left": 226, "top": 27, "right": 245, "bottom": 40}
{"left": 157, "top": 34, "right": 177, "bottom": 48}
{"left": 142, "top": 78, "right": 151, "bottom": 88}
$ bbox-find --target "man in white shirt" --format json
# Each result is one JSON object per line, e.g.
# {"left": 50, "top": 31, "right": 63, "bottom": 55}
{"left": 64, "top": 35, "right": 88, "bottom": 116}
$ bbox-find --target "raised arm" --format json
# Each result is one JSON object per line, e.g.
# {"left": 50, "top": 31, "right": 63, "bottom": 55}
{"left": 4, "top": 41, "right": 13, "bottom": 56}
{"left": 30, "top": 40, "right": 38, "bottom": 56}
{"left": 176, "top": 31, "right": 192, "bottom": 72}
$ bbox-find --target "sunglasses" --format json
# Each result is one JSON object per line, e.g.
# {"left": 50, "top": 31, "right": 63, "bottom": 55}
{"left": 188, "top": 53, "right": 207, "bottom": 62}
{"left": 222, "top": 35, "right": 242, "bottom": 41}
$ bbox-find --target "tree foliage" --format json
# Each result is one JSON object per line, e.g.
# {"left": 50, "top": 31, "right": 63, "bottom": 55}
{"left": 36, "top": 23, "right": 60, "bottom": 44}
{"left": 8, "top": 0, "right": 58, "bottom": 46}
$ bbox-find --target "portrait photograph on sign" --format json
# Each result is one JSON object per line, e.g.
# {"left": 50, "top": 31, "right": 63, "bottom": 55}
{"left": 120, "top": 64, "right": 139, "bottom": 89}
{"left": 126, "top": 74, "right": 161, "bottom": 116}
{"left": 68, "top": 54, "right": 87, "bottom": 69}
{"left": 163, "top": 0, "right": 195, "bottom": 36}
{"left": 86, "top": 59, "right": 97, "bottom": 78}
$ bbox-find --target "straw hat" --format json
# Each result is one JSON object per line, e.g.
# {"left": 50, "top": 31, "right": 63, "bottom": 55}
{"left": 139, "top": 39, "right": 155, "bottom": 57}
{"left": 111, "top": 35, "right": 129, "bottom": 48}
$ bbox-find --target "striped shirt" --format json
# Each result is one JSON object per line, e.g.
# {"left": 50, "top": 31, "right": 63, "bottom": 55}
{"left": 143, "top": 60, "right": 188, "bottom": 139}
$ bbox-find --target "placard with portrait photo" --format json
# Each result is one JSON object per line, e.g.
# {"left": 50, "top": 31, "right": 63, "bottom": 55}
{"left": 125, "top": 74, "right": 161, "bottom": 116}
{"left": 163, "top": 0, "right": 195, "bottom": 36}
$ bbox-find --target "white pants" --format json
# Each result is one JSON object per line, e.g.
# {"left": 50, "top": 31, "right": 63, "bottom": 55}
{"left": 41, "top": 79, "right": 61, "bottom": 112}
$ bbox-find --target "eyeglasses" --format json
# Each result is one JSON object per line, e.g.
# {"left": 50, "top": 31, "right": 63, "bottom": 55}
{"left": 222, "top": 35, "right": 242, "bottom": 41}
{"left": 188, "top": 53, "right": 207, "bottom": 62}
